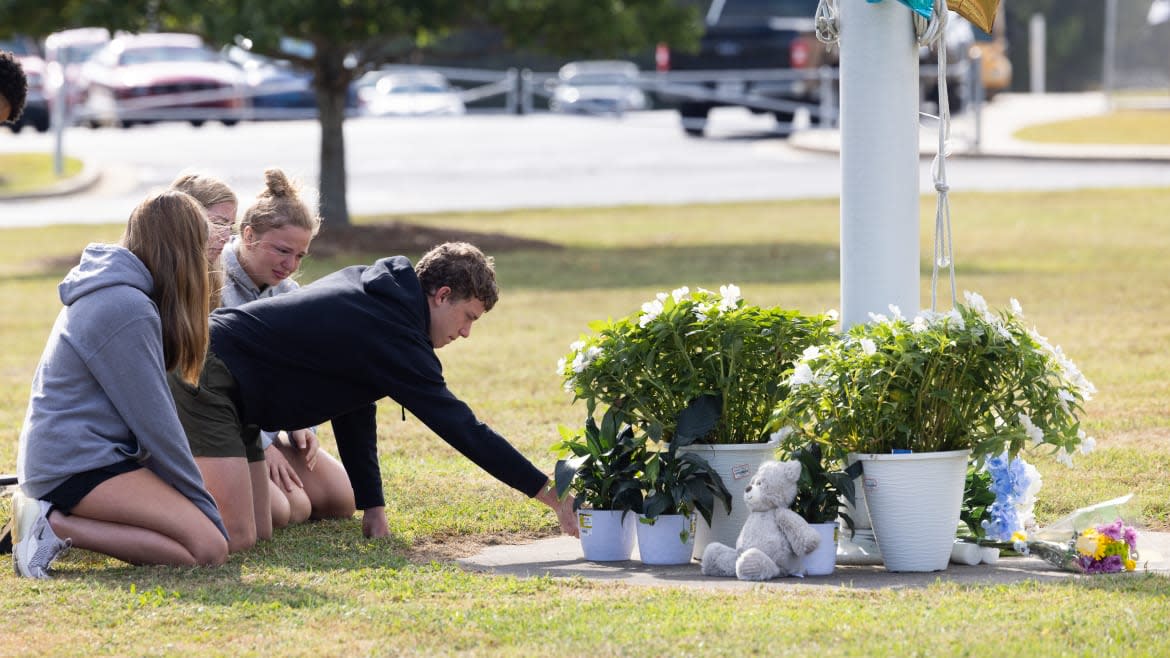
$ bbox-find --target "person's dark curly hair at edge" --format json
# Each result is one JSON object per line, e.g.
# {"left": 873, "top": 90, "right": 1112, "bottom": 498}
{"left": 1, "top": 50, "right": 29, "bottom": 123}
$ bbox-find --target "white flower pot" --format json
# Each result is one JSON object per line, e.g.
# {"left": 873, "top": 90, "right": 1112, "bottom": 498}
{"left": 636, "top": 513, "right": 696, "bottom": 565}
{"left": 578, "top": 509, "right": 636, "bottom": 562}
{"left": 852, "top": 449, "right": 970, "bottom": 572}
{"left": 802, "top": 522, "right": 840, "bottom": 576}
{"left": 679, "top": 438, "right": 778, "bottom": 560}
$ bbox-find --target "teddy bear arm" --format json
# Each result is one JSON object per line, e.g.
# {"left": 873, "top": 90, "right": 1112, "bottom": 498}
{"left": 774, "top": 508, "right": 822, "bottom": 556}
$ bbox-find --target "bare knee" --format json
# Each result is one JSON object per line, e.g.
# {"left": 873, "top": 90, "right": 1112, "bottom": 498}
{"left": 288, "top": 489, "right": 312, "bottom": 524}
{"left": 315, "top": 496, "right": 356, "bottom": 520}
{"left": 226, "top": 520, "right": 258, "bottom": 554}
{"left": 191, "top": 535, "right": 229, "bottom": 567}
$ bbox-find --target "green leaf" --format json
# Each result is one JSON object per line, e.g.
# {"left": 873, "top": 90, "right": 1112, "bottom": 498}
{"left": 673, "top": 393, "right": 721, "bottom": 447}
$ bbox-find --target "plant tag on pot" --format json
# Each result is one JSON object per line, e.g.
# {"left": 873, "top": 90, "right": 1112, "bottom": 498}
{"left": 731, "top": 463, "right": 752, "bottom": 480}
{"left": 579, "top": 513, "right": 593, "bottom": 534}
{"left": 864, "top": 477, "right": 878, "bottom": 493}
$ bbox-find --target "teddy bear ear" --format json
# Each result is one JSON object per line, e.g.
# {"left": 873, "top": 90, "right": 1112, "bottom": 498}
{"left": 780, "top": 460, "right": 802, "bottom": 481}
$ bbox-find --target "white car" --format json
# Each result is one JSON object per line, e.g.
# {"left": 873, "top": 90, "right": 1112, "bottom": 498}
{"left": 355, "top": 69, "right": 465, "bottom": 117}
{"left": 549, "top": 60, "right": 648, "bottom": 115}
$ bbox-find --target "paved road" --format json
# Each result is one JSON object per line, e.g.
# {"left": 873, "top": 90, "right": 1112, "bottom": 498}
{"left": 2, "top": 100, "right": 1169, "bottom": 227}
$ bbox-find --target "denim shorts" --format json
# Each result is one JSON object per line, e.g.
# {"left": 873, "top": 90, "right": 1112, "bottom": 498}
{"left": 169, "top": 352, "right": 264, "bottom": 463}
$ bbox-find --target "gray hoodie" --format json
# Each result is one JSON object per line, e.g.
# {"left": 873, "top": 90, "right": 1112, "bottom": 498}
{"left": 17, "top": 244, "right": 228, "bottom": 539}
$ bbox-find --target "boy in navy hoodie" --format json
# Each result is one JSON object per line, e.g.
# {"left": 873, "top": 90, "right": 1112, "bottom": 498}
{"left": 175, "top": 242, "right": 578, "bottom": 547}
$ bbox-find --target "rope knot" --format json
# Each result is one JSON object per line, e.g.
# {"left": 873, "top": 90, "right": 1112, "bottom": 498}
{"left": 934, "top": 181, "right": 950, "bottom": 193}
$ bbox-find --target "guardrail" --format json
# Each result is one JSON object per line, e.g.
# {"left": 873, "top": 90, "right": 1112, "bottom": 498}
{"left": 48, "top": 59, "right": 983, "bottom": 134}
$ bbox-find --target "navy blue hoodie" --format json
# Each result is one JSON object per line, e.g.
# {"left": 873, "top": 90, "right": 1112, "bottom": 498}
{"left": 208, "top": 256, "right": 548, "bottom": 509}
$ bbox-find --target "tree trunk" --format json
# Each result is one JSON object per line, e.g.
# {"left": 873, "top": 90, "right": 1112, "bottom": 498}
{"left": 314, "top": 45, "right": 353, "bottom": 226}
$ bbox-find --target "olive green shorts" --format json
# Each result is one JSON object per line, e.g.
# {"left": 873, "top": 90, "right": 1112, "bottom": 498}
{"left": 169, "top": 352, "right": 264, "bottom": 463}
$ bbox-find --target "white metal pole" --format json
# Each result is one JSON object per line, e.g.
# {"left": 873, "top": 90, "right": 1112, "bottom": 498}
{"left": 838, "top": 0, "right": 921, "bottom": 328}
{"left": 1029, "top": 14, "right": 1046, "bottom": 94}
{"left": 1103, "top": 0, "right": 1117, "bottom": 109}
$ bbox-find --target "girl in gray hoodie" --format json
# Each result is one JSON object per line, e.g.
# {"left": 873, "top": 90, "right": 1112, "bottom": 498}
{"left": 14, "top": 191, "right": 229, "bottom": 577}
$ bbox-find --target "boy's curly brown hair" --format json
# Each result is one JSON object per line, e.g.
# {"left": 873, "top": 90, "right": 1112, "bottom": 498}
{"left": 415, "top": 242, "right": 499, "bottom": 311}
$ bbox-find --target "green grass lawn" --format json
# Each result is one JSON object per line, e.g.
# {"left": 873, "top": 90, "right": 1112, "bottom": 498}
{"left": 1014, "top": 110, "right": 1170, "bottom": 145}
{"left": 3, "top": 188, "right": 1170, "bottom": 654}
{"left": 0, "top": 153, "right": 84, "bottom": 195}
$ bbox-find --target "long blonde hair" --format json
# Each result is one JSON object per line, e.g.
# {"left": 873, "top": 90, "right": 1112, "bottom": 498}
{"left": 121, "top": 191, "right": 210, "bottom": 385}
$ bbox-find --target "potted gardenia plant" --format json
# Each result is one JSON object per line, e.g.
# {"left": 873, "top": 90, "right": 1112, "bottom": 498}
{"left": 553, "top": 402, "right": 645, "bottom": 561}
{"left": 559, "top": 285, "right": 836, "bottom": 555}
{"left": 774, "top": 293, "right": 1097, "bottom": 572}
{"left": 780, "top": 440, "right": 859, "bottom": 576}
{"left": 635, "top": 401, "right": 732, "bottom": 565}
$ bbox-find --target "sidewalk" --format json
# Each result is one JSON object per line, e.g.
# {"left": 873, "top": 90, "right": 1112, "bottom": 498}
{"left": 458, "top": 531, "right": 1170, "bottom": 590}
{"left": 788, "top": 91, "right": 1170, "bottom": 163}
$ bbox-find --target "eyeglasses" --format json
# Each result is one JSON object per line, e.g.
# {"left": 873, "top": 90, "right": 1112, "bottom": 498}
{"left": 208, "top": 214, "right": 235, "bottom": 230}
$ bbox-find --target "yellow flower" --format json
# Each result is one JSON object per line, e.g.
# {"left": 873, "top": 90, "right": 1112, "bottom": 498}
{"left": 1076, "top": 529, "right": 1105, "bottom": 559}
{"left": 1124, "top": 558, "right": 1136, "bottom": 571}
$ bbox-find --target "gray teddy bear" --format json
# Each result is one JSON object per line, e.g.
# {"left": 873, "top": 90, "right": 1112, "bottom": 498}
{"left": 700, "top": 460, "right": 821, "bottom": 580}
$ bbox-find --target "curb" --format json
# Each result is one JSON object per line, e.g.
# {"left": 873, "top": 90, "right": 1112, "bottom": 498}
{"left": 787, "top": 129, "right": 1170, "bottom": 165}
{"left": 0, "top": 160, "right": 103, "bottom": 201}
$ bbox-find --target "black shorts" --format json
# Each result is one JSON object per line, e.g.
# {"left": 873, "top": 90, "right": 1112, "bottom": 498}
{"left": 169, "top": 352, "right": 264, "bottom": 463}
{"left": 44, "top": 460, "right": 142, "bottom": 513}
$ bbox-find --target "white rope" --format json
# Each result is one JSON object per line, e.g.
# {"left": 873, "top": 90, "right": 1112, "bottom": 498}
{"left": 925, "top": 0, "right": 956, "bottom": 311}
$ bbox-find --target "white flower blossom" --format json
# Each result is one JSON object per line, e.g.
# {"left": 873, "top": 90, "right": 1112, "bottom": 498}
{"left": 801, "top": 345, "right": 822, "bottom": 361}
{"left": 639, "top": 298, "right": 664, "bottom": 327}
{"left": 826, "top": 309, "right": 839, "bottom": 321}
{"left": 1056, "top": 447, "right": 1075, "bottom": 467}
{"left": 1079, "top": 431, "right": 1096, "bottom": 455}
{"left": 694, "top": 302, "right": 712, "bottom": 323}
{"left": 1019, "top": 413, "right": 1045, "bottom": 446}
{"left": 860, "top": 338, "right": 877, "bottom": 356}
{"left": 888, "top": 304, "right": 904, "bottom": 320}
{"left": 569, "top": 340, "right": 585, "bottom": 352}
{"left": 910, "top": 315, "right": 929, "bottom": 333}
{"left": 556, "top": 357, "right": 567, "bottom": 374}
{"left": 868, "top": 312, "right": 889, "bottom": 324}
{"left": 947, "top": 308, "right": 965, "bottom": 331}
{"left": 964, "top": 290, "right": 989, "bottom": 313}
{"left": 718, "top": 284, "right": 741, "bottom": 311}
{"left": 769, "top": 426, "right": 795, "bottom": 443}
{"left": 790, "top": 363, "right": 814, "bottom": 387}
{"left": 671, "top": 286, "right": 690, "bottom": 303}
{"left": 1010, "top": 298, "right": 1024, "bottom": 317}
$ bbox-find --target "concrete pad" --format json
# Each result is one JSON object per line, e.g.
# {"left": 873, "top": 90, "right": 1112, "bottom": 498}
{"left": 458, "top": 532, "right": 1170, "bottom": 590}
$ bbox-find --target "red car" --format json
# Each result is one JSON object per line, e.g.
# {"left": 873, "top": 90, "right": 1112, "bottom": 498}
{"left": 77, "top": 32, "right": 247, "bottom": 128}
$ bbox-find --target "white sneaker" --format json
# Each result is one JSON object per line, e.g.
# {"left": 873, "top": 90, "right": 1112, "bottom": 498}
{"left": 12, "top": 491, "right": 71, "bottom": 579}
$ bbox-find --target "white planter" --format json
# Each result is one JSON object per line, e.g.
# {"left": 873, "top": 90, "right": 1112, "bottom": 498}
{"left": 679, "top": 438, "right": 778, "bottom": 560}
{"left": 578, "top": 509, "right": 636, "bottom": 562}
{"left": 802, "top": 522, "right": 839, "bottom": 576}
{"left": 852, "top": 449, "right": 970, "bottom": 572}
{"left": 636, "top": 513, "right": 696, "bottom": 565}
{"left": 838, "top": 453, "right": 883, "bottom": 565}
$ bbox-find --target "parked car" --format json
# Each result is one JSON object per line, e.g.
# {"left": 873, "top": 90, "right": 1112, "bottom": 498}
{"left": 548, "top": 60, "right": 649, "bottom": 114}
{"left": 1, "top": 35, "right": 50, "bottom": 133}
{"left": 77, "top": 32, "right": 247, "bottom": 128}
{"left": 657, "top": 0, "right": 837, "bottom": 136}
{"left": 43, "top": 27, "right": 111, "bottom": 121}
{"left": 354, "top": 69, "right": 465, "bottom": 117}
{"left": 222, "top": 44, "right": 317, "bottom": 117}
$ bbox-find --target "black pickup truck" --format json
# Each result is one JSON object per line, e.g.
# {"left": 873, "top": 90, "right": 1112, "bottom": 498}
{"left": 658, "top": 0, "right": 837, "bottom": 136}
